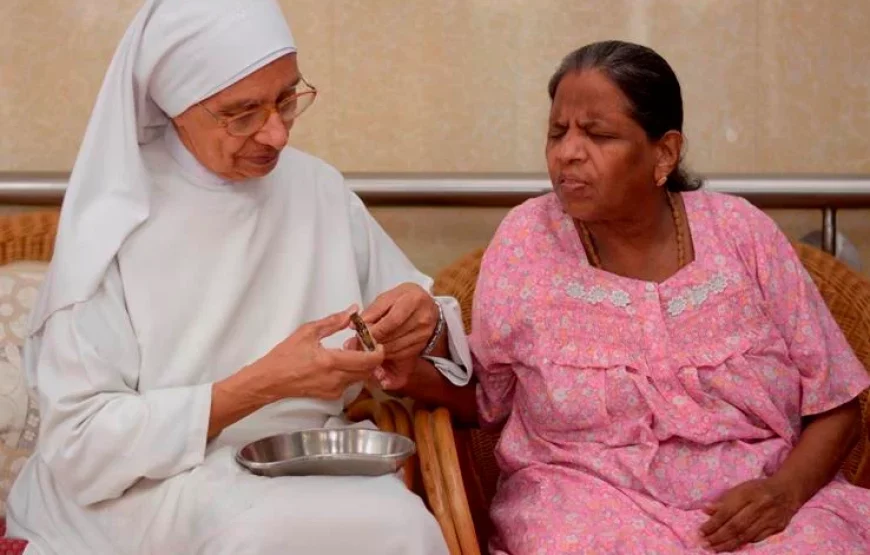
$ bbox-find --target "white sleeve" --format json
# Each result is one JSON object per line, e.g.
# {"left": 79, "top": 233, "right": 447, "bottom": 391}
{"left": 347, "top": 190, "right": 473, "bottom": 385}
{"left": 26, "top": 262, "right": 211, "bottom": 506}
{"left": 424, "top": 296, "right": 473, "bottom": 386}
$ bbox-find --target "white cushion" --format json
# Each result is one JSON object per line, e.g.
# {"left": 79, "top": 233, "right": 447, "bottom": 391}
{"left": 0, "top": 261, "right": 47, "bottom": 515}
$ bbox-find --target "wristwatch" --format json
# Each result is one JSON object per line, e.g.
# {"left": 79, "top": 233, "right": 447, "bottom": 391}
{"left": 421, "top": 300, "right": 446, "bottom": 356}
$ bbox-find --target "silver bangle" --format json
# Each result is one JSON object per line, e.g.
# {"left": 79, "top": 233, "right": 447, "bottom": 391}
{"left": 421, "top": 300, "right": 445, "bottom": 357}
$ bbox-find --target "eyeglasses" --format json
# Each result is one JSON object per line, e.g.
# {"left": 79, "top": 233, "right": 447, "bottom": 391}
{"left": 199, "top": 76, "right": 317, "bottom": 137}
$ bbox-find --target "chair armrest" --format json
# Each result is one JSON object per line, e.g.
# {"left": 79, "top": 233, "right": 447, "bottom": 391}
{"left": 414, "top": 408, "right": 462, "bottom": 555}
{"left": 432, "top": 408, "right": 482, "bottom": 555}
{"left": 345, "top": 397, "right": 395, "bottom": 432}
{"left": 345, "top": 397, "right": 417, "bottom": 490}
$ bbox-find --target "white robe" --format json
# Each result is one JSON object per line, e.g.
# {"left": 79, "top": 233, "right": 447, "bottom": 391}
{"left": 6, "top": 133, "right": 469, "bottom": 554}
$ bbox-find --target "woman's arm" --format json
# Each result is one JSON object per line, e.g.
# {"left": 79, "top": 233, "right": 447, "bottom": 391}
{"left": 346, "top": 188, "right": 473, "bottom": 385}
{"left": 701, "top": 203, "right": 870, "bottom": 552}
{"left": 209, "top": 308, "right": 386, "bottom": 440}
{"left": 700, "top": 399, "right": 862, "bottom": 552}
{"left": 32, "top": 264, "right": 212, "bottom": 506}
{"left": 771, "top": 398, "right": 861, "bottom": 503}
{"left": 393, "top": 358, "right": 479, "bottom": 426}
{"left": 33, "top": 262, "right": 382, "bottom": 506}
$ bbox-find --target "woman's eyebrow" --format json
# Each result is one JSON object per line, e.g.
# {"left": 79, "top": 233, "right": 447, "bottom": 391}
{"left": 218, "top": 76, "right": 303, "bottom": 114}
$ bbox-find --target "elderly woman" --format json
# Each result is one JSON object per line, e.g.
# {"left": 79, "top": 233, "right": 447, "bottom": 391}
{"left": 398, "top": 41, "right": 870, "bottom": 554}
{"left": 6, "top": 0, "right": 471, "bottom": 553}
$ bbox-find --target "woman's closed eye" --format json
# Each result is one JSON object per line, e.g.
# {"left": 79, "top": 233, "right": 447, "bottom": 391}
{"left": 548, "top": 126, "right": 567, "bottom": 139}
{"left": 587, "top": 132, "right": 615, "bottom": 142}
{"left": 581, "top": 125, "right": 616, "bottom": 140}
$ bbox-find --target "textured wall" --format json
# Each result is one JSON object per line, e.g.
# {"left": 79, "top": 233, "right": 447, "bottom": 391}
{"left": 2, "top": 0, "right": 869, "bottom": 174}
{"left": 3, "top": 1, "right": 868, "bottom": 275}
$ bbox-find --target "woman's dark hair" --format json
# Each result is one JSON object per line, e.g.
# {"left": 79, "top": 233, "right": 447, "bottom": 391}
{"left": 548, "top": 40, "right": 701, "bottom": 192}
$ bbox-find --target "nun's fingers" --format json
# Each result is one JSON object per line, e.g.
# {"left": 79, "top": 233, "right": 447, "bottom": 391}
{"left": 379, "top": 328, "right": 434, "bottom": 360}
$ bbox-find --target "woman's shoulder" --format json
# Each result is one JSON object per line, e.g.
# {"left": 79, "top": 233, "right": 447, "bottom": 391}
{"left": 684, "top": 189, "right": 781, "bottom": 239}
{"left": 684, "top": 189, "right": 795, "bottom": 280}
{"left": 496, "top": 192, "right": 562, "bottom": 238}
{"left": 684, "top": 189, "right": 757, "bottom": 217}
{"left": 480, "top": 193, "right": 563, "bottom": 273}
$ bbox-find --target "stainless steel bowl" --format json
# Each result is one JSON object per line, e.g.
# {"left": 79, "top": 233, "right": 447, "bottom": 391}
{"left": 235, "top": 428, "right": 416, "bottom": 478}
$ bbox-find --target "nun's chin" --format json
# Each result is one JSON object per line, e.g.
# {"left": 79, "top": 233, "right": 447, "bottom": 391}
{"left": 237, "top": 154, "right": 281, "bottom": 178}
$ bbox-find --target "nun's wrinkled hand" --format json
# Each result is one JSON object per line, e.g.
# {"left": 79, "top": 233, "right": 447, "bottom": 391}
{"left": 359, "top": 283, "right": 439, "bottom": 360}
{"left": 255, "top": 305, "right": 385, "bottom": 401}
{"left": 344, "top": 335, "right": 417, "bottom": 392}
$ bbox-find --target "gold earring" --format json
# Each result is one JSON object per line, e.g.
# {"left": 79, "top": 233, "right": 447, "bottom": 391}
{"left": 656, "top": 176, "right": 667, "bottom": 187}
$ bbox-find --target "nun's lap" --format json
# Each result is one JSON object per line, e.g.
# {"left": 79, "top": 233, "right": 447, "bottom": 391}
{"left": 145, "top": 447, "right": 446, "bottom": 555}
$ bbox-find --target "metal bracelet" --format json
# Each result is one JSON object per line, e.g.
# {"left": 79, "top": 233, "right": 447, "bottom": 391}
{"left": 421, "top": 300, "right": 445, "bottom": 357}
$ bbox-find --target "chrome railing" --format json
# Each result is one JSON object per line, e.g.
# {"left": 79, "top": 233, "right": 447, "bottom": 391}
{"left": 3, "top": 172, "right": 870, "bottom": 259}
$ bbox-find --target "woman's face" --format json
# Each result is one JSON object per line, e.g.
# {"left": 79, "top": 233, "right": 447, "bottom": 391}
{"left": 546, "top": 69, "right": 662, "bottom": 223}
{"left": 172, "top": 54, "right": 299, "bottom": 181}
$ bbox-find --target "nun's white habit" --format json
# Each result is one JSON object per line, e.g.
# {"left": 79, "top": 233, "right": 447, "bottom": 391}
{"left": 6, "top": 1, "right": 468, "bottom": 553}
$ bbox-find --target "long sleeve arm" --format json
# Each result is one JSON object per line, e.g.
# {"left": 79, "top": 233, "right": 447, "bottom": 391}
{"left": 26, "top": 262, "right": 211, "bottom": 506}
{"left": 346, "top": 190, "right": 473, "bottom": 386}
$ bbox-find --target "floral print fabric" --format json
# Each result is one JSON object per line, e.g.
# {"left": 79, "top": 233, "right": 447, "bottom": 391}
{"left": 471, "top": 191, "right": 870, "bottom": 554}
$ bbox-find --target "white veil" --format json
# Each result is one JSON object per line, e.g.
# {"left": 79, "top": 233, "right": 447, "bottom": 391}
{"left": 29, "top": 0, "right": 296, "bottom": 333}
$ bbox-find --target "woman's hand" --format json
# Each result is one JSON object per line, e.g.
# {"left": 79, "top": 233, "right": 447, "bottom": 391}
{"left": 209, "top": 306, "right": 385, "bottom": 439}
{"left": 250, "top": 305, "right": 385, "bottom": 401}
{"left": 374, "top": 358, "right": 418, "bottom": 392}
{"left": 342, "top": 335, "right": 417, "bottom": 392}
{"left": 359, "top": 283, "right": 439, "bottom": 360}
{"left": 699, "top": 478, "right": 801, "bottom": 552}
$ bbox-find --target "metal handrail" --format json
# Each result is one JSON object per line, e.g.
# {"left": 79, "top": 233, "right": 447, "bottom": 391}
{"left": 2, "top": 172, "right": 870, "bottom": 205}
{"left": 2, "top": 172, "right": 870, "bottom": 256}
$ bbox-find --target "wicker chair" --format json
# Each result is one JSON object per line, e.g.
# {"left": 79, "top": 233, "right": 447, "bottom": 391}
{"left": 4, "top": 210, "right": 870, "bottom": 555}
{"left": 419, "top": 244, "right": 870, "bottom": 555}
{"left": 0, "top": 210, "right": 60, "bottom": 266}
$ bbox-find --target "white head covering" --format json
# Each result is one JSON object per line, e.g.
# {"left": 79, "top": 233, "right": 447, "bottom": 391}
{"left": 29, "top": 0, "right": 296, "bottom": 333}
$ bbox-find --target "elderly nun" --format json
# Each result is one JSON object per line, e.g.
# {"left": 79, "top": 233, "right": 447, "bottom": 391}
{"left": 5, "top": 0, "right": 469, "bottom": 553}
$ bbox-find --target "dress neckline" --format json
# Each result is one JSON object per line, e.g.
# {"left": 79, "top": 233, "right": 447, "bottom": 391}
{"left": 560, "top": 191, "right": 705, "bottom": 290}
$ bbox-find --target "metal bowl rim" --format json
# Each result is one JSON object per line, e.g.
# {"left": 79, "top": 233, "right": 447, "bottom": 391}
{"left": 234, "top": 428, "right": 416, "bottom": 471}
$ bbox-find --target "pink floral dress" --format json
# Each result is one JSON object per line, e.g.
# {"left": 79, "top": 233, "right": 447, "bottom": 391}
{"left": 470, "top": 190, "right": 870, "bottom": 554}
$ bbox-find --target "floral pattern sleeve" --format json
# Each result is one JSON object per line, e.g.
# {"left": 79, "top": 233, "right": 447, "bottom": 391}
{"left": 469, "top": 220, "right": 520, "bottom": 429}
{"left": 750, "top": 208, "right": 870, "bottom": 416}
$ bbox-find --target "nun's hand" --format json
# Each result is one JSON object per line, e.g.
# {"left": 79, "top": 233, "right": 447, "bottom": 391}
{"left": 359, "top": 283, "right": 439, "bottom": 360}
{"left": 254, "top": 305, "right": 385, "bottom": 401}
{"left": 343, "top": 335, "right": 417, "bottom": 392}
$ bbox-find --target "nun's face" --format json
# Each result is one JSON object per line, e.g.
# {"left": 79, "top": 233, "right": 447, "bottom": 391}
{"left": 173, "top": 54, "right": 300, "bottom": 181}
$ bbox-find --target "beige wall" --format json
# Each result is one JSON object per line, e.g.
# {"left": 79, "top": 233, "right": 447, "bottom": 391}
{"left": 2, "top": 0, "right": 870, "bottom": 174}
{"left": 2, "top": 2, "right": 869, "bottom": 276}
